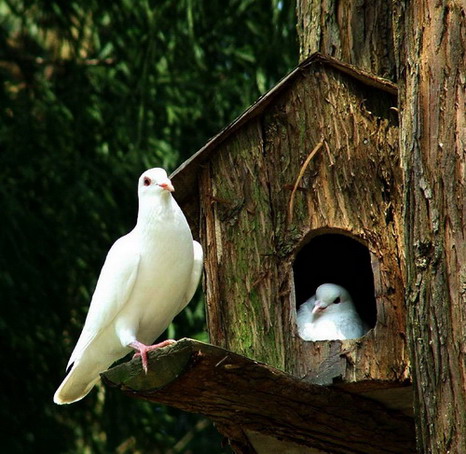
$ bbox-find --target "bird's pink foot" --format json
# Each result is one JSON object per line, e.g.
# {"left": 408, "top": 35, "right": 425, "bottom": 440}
{"left": 129, "top": 339, "right": 176, "bottom": 373}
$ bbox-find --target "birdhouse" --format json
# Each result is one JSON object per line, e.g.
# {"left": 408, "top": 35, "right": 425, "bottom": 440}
{"left": 173, "top": 51, "right": 408, "bottom": 393}
{"left": 104, "top": 54, "right": 414, "bottom": 453}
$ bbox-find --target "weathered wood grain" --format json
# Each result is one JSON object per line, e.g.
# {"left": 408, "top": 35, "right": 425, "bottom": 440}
{"left": 171, "top": 54, "right": 397, "bottom": 238}
{"left": 199, "top": 120, "right": 284, "bottom": 367}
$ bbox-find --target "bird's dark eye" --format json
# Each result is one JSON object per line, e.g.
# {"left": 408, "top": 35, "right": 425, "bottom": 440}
{"left": 333, "top": 297, "right": 341, "bottom": 304}
{"left": 143, "top": 177, "right": 151, "bottom": 186}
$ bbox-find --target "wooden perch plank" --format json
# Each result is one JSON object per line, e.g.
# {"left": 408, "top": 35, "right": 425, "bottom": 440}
{"left": 102, "top": 338, "right": 415, "bottom": 454}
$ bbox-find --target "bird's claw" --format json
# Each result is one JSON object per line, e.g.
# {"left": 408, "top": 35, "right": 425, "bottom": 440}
{"left": 130, "top": 339, "right": 176, "bottom": 374}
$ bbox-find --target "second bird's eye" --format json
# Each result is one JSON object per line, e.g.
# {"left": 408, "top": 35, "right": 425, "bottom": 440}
{"left": 143, "top": 177, "right": 151, "bottom": 186}
{"left": 333, "top": 297, "right": 341, "bottom": 304}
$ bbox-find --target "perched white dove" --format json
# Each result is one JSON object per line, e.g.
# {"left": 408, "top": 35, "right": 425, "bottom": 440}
{"left": 297, "top": 283, "right": 367, "bottom": 341}
{"left": 54, "top": 168, "right": 203, "bottom": 405}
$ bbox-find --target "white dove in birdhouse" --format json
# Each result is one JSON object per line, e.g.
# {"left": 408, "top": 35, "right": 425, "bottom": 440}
{"left": 297, "top": 283, "right": 368, "bottom": 341}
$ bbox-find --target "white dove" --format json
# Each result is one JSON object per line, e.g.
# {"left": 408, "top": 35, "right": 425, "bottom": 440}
{"left": 297, "top": 283, "right": 367, "bottom": 341}
{"left": 54, "top": 168, "right": 203, "bottom": 405}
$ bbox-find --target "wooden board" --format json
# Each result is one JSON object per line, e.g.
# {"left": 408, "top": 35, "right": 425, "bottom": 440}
{"left": 103, "top": 338, "right": 415, "bottom": 454}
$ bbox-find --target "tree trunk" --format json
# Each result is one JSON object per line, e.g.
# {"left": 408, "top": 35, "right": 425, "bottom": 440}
{"left": 297, "top": 0, "right": 396, "bottom": 79}
{"left": 396, "top": 2, "right": 466, "bottom": 452}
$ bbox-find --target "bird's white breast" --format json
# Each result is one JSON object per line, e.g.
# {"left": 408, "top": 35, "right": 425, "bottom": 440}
{"left": 115, "top": 212, "right": 194, "bottom": 346}
{"left": 298, "top": 307, "right": 365, "bottom": 341}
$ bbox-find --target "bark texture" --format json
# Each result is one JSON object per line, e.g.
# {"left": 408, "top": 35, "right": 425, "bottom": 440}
{"left": 103, "top": 338, "right": 416, "bottom": 454}
{"left": 297, "top": 0, "right": 396, "bottom": 79}
{"left": 396, "top": 2, "right": 466, "bottom": 452}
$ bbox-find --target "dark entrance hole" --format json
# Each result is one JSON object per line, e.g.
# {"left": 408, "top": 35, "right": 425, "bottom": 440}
{"left": 293, "top": 232, "right": 377, "bottom": 329}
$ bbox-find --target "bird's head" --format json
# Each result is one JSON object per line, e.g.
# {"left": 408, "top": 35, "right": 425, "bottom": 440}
{"left": 312, "top": 283, "right": 353, "bottom": 315}
{"left": 138, "top": 168, "right": 175, "bottom": 199}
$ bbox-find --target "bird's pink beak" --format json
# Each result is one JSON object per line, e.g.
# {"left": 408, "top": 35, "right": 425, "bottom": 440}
{"left": 158, "top": 181, "right": 175, "bottom": 192}
{"left": 312, "top": 300, "right": 327, "bottom": 315}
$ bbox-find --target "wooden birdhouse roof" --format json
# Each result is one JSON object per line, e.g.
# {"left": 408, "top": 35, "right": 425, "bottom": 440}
{"left": 170, "top": 52, "right": 397, "bottom": 234}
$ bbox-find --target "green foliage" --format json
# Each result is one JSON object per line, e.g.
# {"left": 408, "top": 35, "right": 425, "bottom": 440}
{"left": 0, "top": 0, "right": 297, "bottom": 452}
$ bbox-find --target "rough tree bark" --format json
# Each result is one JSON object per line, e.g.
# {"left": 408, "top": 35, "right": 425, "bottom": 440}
{"left": 396, "top": 2, "right": 466, "bottom": 452}
{"left": 297, "top": 0, "right": 396, "bottom": 79}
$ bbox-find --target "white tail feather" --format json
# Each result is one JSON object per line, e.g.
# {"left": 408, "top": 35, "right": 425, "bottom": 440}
{"left": 53, "top": 358, "right": 109, "bottom": 405}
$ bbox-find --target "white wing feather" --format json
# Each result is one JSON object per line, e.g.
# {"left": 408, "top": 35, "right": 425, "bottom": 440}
{"left": 335, "top": 312, "right": 366, "bottom": 339}
{"left": 67, "top": 233, "right": 140, "bottom": 370}
{"left": 296, "top": 296, "right": 315, "bottom": 340}
{"left": 177, "top": 241, "right": 203, "bottom": 313}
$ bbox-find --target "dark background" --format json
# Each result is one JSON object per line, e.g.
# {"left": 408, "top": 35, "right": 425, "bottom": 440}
{"left": 0, "top": 1, "right": 297, "bottom": 452}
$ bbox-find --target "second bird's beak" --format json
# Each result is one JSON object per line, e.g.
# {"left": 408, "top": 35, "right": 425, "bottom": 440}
{"left": 159, "top": 181, "right": 175, "bottom": 192}
{"left": 312, "top": 301, "right": 327, "bottom": 315}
